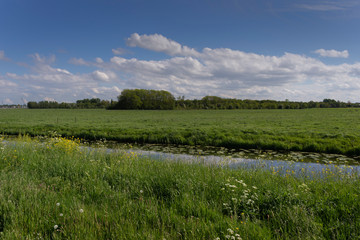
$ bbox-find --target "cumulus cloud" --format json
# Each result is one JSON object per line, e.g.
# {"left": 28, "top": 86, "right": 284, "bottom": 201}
{"left": 314, "top": 49, "right": 349, "bottom": 58}
{"left": 3, "top": 53, "right": 122, "bottom": 103}
{"left": 126, "top": 33, "right": 199, "bottom": 56}
{"left": 92, "top": 70, "right": 110, "bottom": 82}
{"left": 3, "top": 34, "right": 360, "bottom": 103}
{"left": 108, "top": 34, "right": 360, "bottom": 101}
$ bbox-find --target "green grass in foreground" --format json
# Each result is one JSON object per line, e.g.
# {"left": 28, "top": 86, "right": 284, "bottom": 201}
{"left": 1, "top": 108, "right": 360, "bottom": 156}
{"left": 0, "top": 137, "right": 359, "bottom": 239}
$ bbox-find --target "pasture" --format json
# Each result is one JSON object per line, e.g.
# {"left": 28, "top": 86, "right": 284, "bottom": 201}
{"left": 1, "top": 108, "right": 360, "bottom": 155}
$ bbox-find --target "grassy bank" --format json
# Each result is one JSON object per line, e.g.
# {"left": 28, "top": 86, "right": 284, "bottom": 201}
{"left": 1, "top": 108, "right": 360, "bottom": 155}
{"left": 0, "top": 137, "right": 359, "bottom": 239}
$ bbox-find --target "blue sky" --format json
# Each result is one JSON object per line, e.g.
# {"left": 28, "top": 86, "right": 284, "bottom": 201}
{"left": 1, "top": 0, "right": 360, "bottom": 104}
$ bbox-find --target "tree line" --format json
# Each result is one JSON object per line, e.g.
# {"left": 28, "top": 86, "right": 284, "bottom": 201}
{"left": 174, "top": 96, "right": 359, "bottom": 110}
{"left": 27, "top": 89, "right": 360, "bottom": 110}
{"left": 27, "top": 98, "right": 112, "bottom": 109}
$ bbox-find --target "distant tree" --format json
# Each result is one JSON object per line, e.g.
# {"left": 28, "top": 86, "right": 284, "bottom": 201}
{"left": 115, "top": 89, "right": 175, "bottom": 110}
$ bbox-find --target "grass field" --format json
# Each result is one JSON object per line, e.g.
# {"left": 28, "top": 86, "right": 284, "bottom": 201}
{"left": 0, "top": 136, "right": 359, "bottom": 239}
{"left": 1, "top": 108, "right": 360, "bottom": 155}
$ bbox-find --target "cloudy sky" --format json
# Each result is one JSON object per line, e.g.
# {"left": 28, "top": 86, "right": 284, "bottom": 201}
{"left": 1, "top": 0, "right": 360, "bottom": 104}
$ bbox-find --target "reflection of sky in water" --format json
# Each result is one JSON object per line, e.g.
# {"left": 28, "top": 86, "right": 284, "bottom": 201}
{"left": 126, "top": 149, "right": 360, "bottom": 178}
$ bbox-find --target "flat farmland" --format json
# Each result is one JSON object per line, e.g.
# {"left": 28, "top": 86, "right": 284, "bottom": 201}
{"left": 1, "top": 108, "right": 360, "bottom": 155}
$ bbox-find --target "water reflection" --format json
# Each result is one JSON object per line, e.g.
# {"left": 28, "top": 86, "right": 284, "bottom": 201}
{"left": 118, "top": 145, "right": 360, "bottom": 178}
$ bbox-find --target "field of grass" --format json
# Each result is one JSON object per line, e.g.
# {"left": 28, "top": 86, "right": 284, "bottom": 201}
{"left": 0, "top": 136, "right": 359, "bottom": 239}
{"left": 1, "top": 108, "right": 360, "bottom": 155}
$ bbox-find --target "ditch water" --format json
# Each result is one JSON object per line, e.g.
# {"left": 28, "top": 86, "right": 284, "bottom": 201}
{"left": 2, "top": 135, "right": 360, "bottom": 177}
{"left": 105, "top": 142, "right": 360, "bottom": 178}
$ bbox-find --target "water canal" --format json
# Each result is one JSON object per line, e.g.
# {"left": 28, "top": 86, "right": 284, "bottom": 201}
{"left": 2, "top": 135, "right": 360, "bottom": 178}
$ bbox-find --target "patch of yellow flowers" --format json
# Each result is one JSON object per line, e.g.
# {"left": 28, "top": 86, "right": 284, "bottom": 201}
{"left": 48, "top": 136, "right": 80, "bottom": 153}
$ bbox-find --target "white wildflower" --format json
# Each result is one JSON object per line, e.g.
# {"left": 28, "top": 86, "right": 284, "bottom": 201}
{"left": 227, "top": 228, "right": 234, "bottom": 234}
{"left": 54, "top": 225, "right": 58, "bottom": 230}
{"left": 56, "top": 203, "right": 60, "bottom": 207}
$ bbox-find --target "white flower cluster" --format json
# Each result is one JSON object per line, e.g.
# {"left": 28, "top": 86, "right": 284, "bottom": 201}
{"left": 225, "top": 228, "right": 242, "bottom": 240}
{"left": 298, "top": 183, "right": 310, "bottom": 193}
{"left": 222, "top": 177, "right": 259, "bottom": 215}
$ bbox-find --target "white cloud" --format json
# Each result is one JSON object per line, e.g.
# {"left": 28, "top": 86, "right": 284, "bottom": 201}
{"left": 92, "top": 86, "right": 122, "bottom": 94}
{"left": 109, "top": 34, "right": 360, "bottom": 101}
{"left": 95, "top": 57, "right": 104, "bottom": 63}
{"left": 0, "top": 79, "right": 18, "bottom": 87}
{"left": 297, "top": 4, "right": 345, "bottom": 11}
{"left": 0, "top": 50, "right": 5, "bottom": 60}
{"left": 44, "top": 97, "right": 56, "bottom": 102}
{"left": 112, "top": 48, "right": 128, "bottom": 55}
{"left": 315, "top": 49, "right": 349, "bottom": 58}
{"left": 3, "top": 98, "right": 14, "bottom": 104}
{"left": 56, "top": 68, "right": 71, "bottom": 74}
{"left": 69, "top": 57, "right": 90, "bottom": 66}
{"left": 126, "top": 33, "right": 199, "bottom": 56}
{"left": 3, "top": 34, "right": 360, "bottom": 103}
{"left": 0, "top": 50, "right": 10, "bottom": 61}
{"left": 295, "top": 1, "right": 360, "bottom": 12}
{"left": 4, "top": 54, "right": 121, "bottom": 103}
{"left": 31, "top": 53, "right": 55, "bottom": 65}
{"left": 92, "top": 70, "right": 110, "bottom": 82}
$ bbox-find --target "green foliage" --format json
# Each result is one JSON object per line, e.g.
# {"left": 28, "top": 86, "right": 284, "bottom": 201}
{"left": 24, "top": 90, "right": 359, "bottom": 110}
{"left": 115, "top": 89, "right": 175, "bottom": 110}
{"left": 0, "top": 138, "right": 359, "bottom": 239}
{"left": 27, "top": 98, "right": 111, "bottom": 109}
{"left": 175, "top": 96, "right": 358, "bottom": 110}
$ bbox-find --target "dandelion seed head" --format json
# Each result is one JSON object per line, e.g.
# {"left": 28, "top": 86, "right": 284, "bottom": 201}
{"left": 79, "top": 209, "right": 84, "bottom": 213}
{"left": 56, "top": 203, "right": 60, "bottom": 207}
{"left": 54, "top": 225, "right": 58, "bottom": 230}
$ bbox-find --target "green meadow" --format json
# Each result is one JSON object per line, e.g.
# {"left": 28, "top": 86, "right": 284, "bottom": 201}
{"left": 1, "top": 108, "right": 360, "bottom": 155}
{"left": 0, "top": 136, "right": 359, "bottom": 239}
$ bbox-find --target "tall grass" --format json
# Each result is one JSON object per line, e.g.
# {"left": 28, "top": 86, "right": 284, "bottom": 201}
{"left": 0, "top": 137, "right": 359, "bottom": 239}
